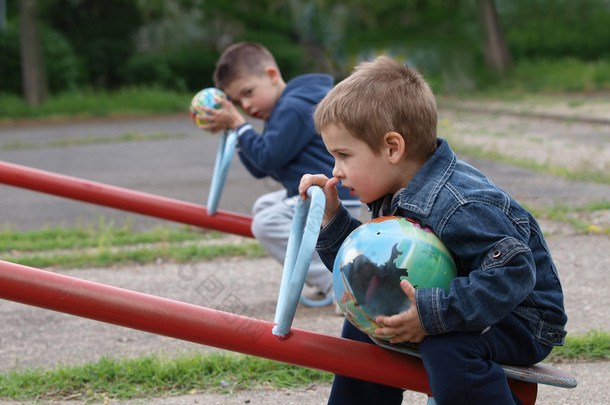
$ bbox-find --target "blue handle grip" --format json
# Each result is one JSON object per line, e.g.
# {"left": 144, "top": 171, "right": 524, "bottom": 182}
{"left": 207, "top": 130, "right": 237, "bottom": 215}
{"left": 273, "top": 186, "right": 326, "bottom": 338}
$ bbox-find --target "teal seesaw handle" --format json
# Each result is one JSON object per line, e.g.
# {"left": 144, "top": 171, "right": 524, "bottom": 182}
{"left": 207, "top": 130, "right": 238, "bottom": 215}
{"left": 273, "top": 186, "right": 327, "bottom": 338}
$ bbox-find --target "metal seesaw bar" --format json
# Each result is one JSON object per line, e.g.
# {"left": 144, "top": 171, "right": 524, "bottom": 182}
{"left": 0, "top": 259, "right": 434, "bottom": 396}
{"left": 0, "top": 161, "right": 253, "bottom": 237}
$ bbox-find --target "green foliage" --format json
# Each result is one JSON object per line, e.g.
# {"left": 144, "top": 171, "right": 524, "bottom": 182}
{"left": 486, "top": 58, "right": 610, "bottom": 92}
{"left": 0, "top": 24, "right": 20, "bottom": 94}
{"left": 124, "top": 46, "right": 220, "bottom": 91}
{"left": 0, "top": 23, "right": 84, "bottom": 95}
{"left": 41, "top": 0, "right": 144, "bottom": 88}
{"left": 201, "top": 0, "right": 292, "bottom": 35}
{"left": 500, "top": 0, "right": 610, "bottom": 60}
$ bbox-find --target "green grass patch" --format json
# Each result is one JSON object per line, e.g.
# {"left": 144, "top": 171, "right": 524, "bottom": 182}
{"left": 527, "top": 200, "right": 610, "bottom": 235}
{"left": 0, "top": 222, "right": 212, "bottom": 253}
{"left": 0, "top": 353, "right": 333, "bottom": 402}
{"left": 1, "top": 221, "right": 266, "bottom": 268}
{"left": 504, "top": 58, "right": 610, "bottom": 93}
{"left": 2, "top": 241, "right": 265, "bottom": 269}
{"left": 0, "top": 87, "right": 191, "bottom": 122}
{"left": 548, "top": 330, "right": 610, "bottom": 362}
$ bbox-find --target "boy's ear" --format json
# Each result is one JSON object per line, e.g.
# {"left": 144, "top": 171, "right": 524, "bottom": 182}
{"left": 265, "top": 66, "right": 281, "bottom": 84}
{"left": 383, "top": 132, "right": 406, "bottom": 164}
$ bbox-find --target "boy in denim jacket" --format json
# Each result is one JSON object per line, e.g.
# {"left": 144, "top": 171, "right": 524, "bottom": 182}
{"left": 196, "top": 42, "right": 360, "bottom": 300}
{"left": 299, "top": 56, "right": 567, "bottom": 404}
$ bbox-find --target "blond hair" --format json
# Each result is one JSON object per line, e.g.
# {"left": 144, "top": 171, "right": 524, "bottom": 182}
{"left": 213, "top": 42, "right": 279, "bottom": 90}
{"left": 314, "top": 56, "right": 437, "bottom": 159}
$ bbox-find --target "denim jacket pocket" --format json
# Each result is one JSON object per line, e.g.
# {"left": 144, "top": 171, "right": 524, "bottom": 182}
{"left": 481, "top": 237, "right": 530, "bottom": 271}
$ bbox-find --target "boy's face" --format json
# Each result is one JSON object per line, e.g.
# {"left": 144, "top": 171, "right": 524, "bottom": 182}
{"left": 223, "top": 69, "right": 282, "bottom": 121}
{"left": 322, "top": 124, "right": 403, "bottom": 204}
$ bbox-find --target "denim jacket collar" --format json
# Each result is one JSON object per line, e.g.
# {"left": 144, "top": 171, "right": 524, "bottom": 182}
{"left": 368, "top": 138, "right": 456, "bottom": 218}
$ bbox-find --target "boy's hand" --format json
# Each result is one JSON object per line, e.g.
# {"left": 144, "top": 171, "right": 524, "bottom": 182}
{"left": 195, "top": 97, "right": 246, "bottom": 133}
{"left": 299, "top": 174, "right": 341, "bottom": 228}
{"left": 374, "top": 280, "right": 427, "bottom": 343}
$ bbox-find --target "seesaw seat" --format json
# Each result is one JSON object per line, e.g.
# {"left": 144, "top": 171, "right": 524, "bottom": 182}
{"left": 371, "top": 337, "right": 577, "bottom": 389}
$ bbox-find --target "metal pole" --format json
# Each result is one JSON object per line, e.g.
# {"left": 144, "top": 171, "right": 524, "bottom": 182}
{"left": 0, "top": 161, "right": 253, "bottom": 237}
{"left": 0, "top": 259, "right": 433, "bottom": 395}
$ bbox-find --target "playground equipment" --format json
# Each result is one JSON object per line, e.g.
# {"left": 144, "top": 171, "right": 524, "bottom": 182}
{"left": 188, "top": 87, "right": 238, "bottom": 215}
{"left": 0, "top": 160, "right": 252, "bottom": 237}
{"left": 206, "top": 129, "right": 237, "bottom": 215}
{"left": 0, "top": 162, "right": 577, "bottom": 404}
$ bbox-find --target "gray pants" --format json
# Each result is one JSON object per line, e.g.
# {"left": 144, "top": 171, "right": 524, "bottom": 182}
{"left": 251, "top": 190, "right": 363, "bottom": 295}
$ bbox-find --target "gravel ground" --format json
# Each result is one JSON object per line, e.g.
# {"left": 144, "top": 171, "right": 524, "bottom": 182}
{"left": 1, "top": 97, "right": 609, "bottom": 404}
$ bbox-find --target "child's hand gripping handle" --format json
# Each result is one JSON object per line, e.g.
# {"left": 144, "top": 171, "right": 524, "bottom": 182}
{"left": 206, "top": 130, "right": 238, "bottom": 215}
{"left": 272, "top": 186, "right": 327, "bottom": 338}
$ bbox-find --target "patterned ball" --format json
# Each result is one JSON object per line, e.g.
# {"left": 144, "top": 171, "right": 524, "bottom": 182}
{"left": 333, "top": 216, "right": 457, "bottom": 340}
{"left": 189, "top": 88, "right": 227, "bottom": 126}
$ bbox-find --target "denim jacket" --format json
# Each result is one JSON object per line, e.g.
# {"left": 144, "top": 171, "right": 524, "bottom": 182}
{"left": 317, "top": 138, "right": 567, "bottom": 347}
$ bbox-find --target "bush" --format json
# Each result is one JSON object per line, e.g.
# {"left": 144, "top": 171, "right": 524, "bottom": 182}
{"left": 479, "top": 58, "right": 610, "bottom": 93}
{"left": 42, "top": 0, "right": 143, "bottom": 88}
{"left": 500, "top": 0, "right": 610, "bottom": 60}
{"left": 124, "top": 46, "right": 220, "bottom": 92}
{"left": 0, "top": 23, "right": 84, "bottom": 95}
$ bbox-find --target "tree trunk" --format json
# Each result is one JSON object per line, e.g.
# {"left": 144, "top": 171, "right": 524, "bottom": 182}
{"left": 475, "top": 0, "right": 512, "bottom": 76}
{"left": 19, "top": 0, "right": 48, "bottom": 106}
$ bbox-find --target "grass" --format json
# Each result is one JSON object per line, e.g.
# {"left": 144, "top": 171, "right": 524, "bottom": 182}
{"left": 0, "top": 221, "right": 266, "bottom": 269}
{"left": 0, "top": 87, "right": 191, "bottom": 122}
{"left": 1, "top": 220, "right": 209, "bottom": 252}
{"left": 548, "top": 330, "right": 610, "bottom": 362}
{"left": 0, "top": 353, "right": 333, "bottom": 402}
{"left": 526, "top": 200, "right": 610, "bottom": 235}
{"left": 0, "top": 330, "right": 606, "bottom": 402}
{"left": 3, "top": 241, "right": 266, "bottom": 269}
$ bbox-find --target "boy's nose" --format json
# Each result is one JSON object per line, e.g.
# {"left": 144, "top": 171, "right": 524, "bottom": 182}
{"left": 332, "top": 164, "right": 343, "bottom": 178}
{"left": 240, "top": 99, "right": 251, "bottom": 112}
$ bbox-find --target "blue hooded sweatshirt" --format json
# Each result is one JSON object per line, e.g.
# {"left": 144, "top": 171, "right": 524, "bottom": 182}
{"left": 235, "top": 73, "right": 355, "bottom": 201}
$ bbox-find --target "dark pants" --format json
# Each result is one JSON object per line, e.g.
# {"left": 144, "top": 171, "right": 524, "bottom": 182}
{"left": 328, "top": 315, "right": 552, "bottom": 405}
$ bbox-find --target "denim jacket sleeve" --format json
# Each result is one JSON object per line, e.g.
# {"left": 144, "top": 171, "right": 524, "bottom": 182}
{"left": 412, "top": 202, "right": 538, "bottom": 336}
{"left": 316, "top": 204, "right": 362, "bottom": 271}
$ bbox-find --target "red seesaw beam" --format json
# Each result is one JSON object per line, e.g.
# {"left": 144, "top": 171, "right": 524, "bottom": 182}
{"left": 0, "top": 260, "right": 538, "bottom": 403}
{"left": 0, "top": 259, "right": 430, "bottom": 395}
{"left": 0, "top": 161, "right": 253, "bottom": 238}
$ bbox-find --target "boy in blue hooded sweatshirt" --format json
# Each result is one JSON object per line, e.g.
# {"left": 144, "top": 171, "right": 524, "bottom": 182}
{"left": 196, "top": 42, "right": 361, "bottom": 299}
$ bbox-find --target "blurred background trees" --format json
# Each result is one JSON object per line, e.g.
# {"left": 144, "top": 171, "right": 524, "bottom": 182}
{"left": 1, "top": 0, "right": 609, "bottom": 105}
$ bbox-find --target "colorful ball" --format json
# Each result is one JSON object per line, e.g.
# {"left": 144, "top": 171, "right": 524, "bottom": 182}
{"left": 189, "top": 87, "right": 227, "bottom": 126}
{"left": 333, "top": 216, "right": 457, "bottom": 340}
